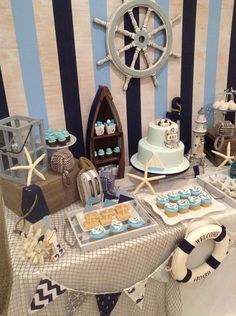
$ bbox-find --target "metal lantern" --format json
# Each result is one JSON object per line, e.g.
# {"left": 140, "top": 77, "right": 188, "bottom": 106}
{"left": 0, "top": 115, "right": 47, "bottom": 184}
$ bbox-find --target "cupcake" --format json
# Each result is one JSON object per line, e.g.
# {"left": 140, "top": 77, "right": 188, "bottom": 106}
{"left": 106, "top": 147, "right": 113, "bottom": 158}
{"left": 199, "top": 192, "right": 212, "bottom": 207}
{"left": 164, "top": 203, "right": 178, "bottom": 217}
{"left": 177, "top": 199, "right": 190, "bottom": 214}
{"left": 105, "top": 119, "right": 116, "bottom": 134}
{"left": 98, "top": 149, "right": 105, "bottom": 160}
{"left": 57, "top": 134, "right": 67, "bottom": 146}
{"left": 62, "top": 130, "right": 71, "bottom": 142}
{"left": 190, "top": 185, "right": 202, "bottom": 196}
{"left": 113, "top": 146, "right": 121, "bottom": 157}
{"left": 189, "top": 196, "right": 201, "bottom": 210}
{"left": 128, "top": 216, "right": 145, "bottom": 230}
{"left": 156, "top": 194, "right": 169, "bottom": 209}
{"left": 47, "top": 135, "right": 57, "bottom": 147}
{"left": 168, "top": 191, "right": 180, "bottom": 203}
{"left": 179, "top": 189, "right": 191, "bottom": 199}
{"left": 90, "top": 225, "right": 106, "bottom": 239}
{"left": 110, "top": 218, "right": 125, "bottom": 235}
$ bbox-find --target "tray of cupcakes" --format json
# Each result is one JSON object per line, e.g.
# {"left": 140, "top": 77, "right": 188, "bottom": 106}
{"left": 66, "top": 200, "right": 157, "bottom": 251}
{"left": 144, "top": 185, "right": 226, "bottom": 225}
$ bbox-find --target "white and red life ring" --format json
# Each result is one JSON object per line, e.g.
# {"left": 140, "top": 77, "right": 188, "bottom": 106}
{"left": 171, "top": 224, "right": 229, "bottom": 284}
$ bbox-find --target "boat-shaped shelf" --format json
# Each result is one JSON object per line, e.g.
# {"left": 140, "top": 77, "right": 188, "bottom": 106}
{"left": 86, "top": 86, "right": 125, "bottom": 178}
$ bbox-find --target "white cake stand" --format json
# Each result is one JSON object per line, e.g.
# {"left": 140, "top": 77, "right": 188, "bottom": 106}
{"left": 130, "top": 153, "right": 190, "bottom": 175}
{"left": 46, "top": 134, "right": 77, "bottom": 150}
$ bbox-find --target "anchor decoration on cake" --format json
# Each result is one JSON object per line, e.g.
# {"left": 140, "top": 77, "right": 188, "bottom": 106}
{"left": 130, "top": 118, "right": 189, "bottom": 175}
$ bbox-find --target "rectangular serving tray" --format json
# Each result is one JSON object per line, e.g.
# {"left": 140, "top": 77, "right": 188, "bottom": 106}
{"left": 66, "top": 200, "right": 157, "bottom": 252}
{"left": 197, "top": 169, "right": 236, "bottom": 208}
{"left": 144, "top": 189, "right": 226, "bottom": 226}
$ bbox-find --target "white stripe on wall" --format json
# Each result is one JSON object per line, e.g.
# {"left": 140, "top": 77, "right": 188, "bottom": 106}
{"left": 192, "top": 0, "right": 209, "bottom": 122}
{"left": 0, "top": 1, "right": 28, "bottom": 116}
{"left": 107, "top": 1, "right": 129, "bottom": 164}
{"left": 71, "top": 0, "right": 96, "bottom": 140}
{"left": 139, "top": 7, "right": 155, "bottom": 136}
{"left": 33, "top": 0, "right": 66, "bottom": 130}
{"left": 167, "top": 0, "right": 183, "bottom": 112}
{"left": 215, "top": 0, "right": 234, "bottom": 96}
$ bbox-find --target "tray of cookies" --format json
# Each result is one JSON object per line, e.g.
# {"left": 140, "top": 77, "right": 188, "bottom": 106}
{"left": 66, "top": 200, "right": 157, "bottom": 251}
{"left": 197, "top": 169, "right": 236, "bottom": 208}
{"left": 144, "top": 185, "right": 226, "bottom": 226}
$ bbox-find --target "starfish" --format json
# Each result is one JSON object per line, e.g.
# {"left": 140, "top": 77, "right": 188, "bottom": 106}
{"left": 212, "top": 142, "right": 235, "bottom": 168}
{"left": 127, "top": 160, "right": 166, "bottom": 195}
{"left": 10, "top": 147, "right": 46, "bottom": 186}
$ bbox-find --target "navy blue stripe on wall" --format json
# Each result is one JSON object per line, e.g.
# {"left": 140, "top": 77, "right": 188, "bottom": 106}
{"left": 0, "top": 68, "right": 9, "bottom": 119}
{"left": 52, "top": 0, "right": 84, "bottom": 158}
{"left": 226, "top": 0, "right": 236, "bottom": 124}
{"left": 124, "top": 8, "right": 142, "bottom": 160}
{"left": 180, "top": 0, "right": 197, "bottom": 154}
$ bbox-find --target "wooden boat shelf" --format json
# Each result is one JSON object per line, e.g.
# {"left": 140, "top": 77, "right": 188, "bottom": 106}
{"left": 86, "top": 86, "right": 125, "bottom": 178}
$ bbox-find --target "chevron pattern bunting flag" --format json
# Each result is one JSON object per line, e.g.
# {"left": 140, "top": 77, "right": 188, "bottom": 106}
{"left": 29, "top": 278, "right": 67, "bottom": 313}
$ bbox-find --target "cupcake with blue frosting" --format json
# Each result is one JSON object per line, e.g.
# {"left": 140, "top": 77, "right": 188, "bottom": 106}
{"left": 156, "top": 194, "right": 169, "bottom": 209}
{"left": 114, "top": 146, "right": 121, "bottom": 157}
{"left": 168, "top": 191, "right": 180, "bottom": 203}
{"left": 128, "top": 216, "right": 145, "bottom": 230}
{"left": 48, "top": 135, "right": 57, "bottom": 147}
{"left": 179, "top": 189, "right": 191, "bottom": 199}
{"left": 164, "top": 203, "right": 178, "bottom": 217}
{"left": 189, "top": 196, "right": 201, "bottom": 210}
{"left": 106, "top": 147, "right": 113, "bottom": 158}
{"left": 199, "top": 192, "right": 212, "bottom": 207}
{"left": 177, "top": 199, "right": 190, "bottom": 214}
{"left": 110, "top": 218, "right": 125, "bottom": 235}
{"left": 98, "top": 149, "right": 105, "bottom": 160}
{"left": 190, "top": 185, "right": 202, "bottom": 196}
{"left": 90, "top": 225, "right": 106, "bottom": 239}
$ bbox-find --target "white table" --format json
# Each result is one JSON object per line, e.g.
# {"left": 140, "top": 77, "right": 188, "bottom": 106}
{"left": 3, "top": 165, "right": 236, "bottom": 316}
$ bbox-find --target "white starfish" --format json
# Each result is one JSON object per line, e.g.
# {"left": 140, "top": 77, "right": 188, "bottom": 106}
{"left": 127, "top": 160, "right": 166, "bottom": 195}
{"left": 10, "top": 147, "right": 46, "bottom": 186}
{"left": 212, "top": 142, "right": 235, "bottom": 168}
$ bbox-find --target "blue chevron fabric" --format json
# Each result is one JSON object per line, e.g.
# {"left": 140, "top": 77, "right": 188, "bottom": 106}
{"left": 29, "top": 277, "right": 67, "bottom": 313}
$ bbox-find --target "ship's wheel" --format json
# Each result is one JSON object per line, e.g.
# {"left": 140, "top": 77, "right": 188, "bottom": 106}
{"left": 94, "top": 0, "right": 180, "bottom": 90}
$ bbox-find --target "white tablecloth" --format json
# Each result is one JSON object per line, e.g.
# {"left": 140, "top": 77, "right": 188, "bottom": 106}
{"left": 3, "top": 165, "right": 236, "bottom": 316}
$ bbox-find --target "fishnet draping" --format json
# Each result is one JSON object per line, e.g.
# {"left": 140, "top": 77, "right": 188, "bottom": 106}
{"left": 3, "top": 200, "right": 185, "bottom": 316}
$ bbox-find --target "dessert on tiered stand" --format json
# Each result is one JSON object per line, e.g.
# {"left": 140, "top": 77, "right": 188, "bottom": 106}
{"left": 131, "top": 118, "right": 189, "bottom": 174}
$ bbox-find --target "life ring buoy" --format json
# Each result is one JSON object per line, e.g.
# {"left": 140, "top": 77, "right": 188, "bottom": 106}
{"left": 171, "top": 224, "right": 229, "bottom": 284}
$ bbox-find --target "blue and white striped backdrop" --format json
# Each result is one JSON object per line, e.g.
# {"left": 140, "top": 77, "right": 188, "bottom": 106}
{"left": 1, "top": 0, "right": 236, "bottom": 160}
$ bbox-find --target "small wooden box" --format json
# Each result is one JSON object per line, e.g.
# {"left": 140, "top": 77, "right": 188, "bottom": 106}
{"left": 204, "top": 128, "right": 236, "bottom": 166}
{"left": 0, "top": 160, "right": 80, "bottom": 216}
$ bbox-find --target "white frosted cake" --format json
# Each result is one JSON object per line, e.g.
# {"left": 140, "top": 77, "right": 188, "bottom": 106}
{"left": 131, "top": 118, "right": 189, "bottom": 174}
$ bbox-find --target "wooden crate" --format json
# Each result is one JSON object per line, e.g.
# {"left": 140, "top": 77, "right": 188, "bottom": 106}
{"left": 0, "top": 159, "right": 80, "bottom": 216}
{"left": 204, "top": 128, "right": 236, "bottom": 166}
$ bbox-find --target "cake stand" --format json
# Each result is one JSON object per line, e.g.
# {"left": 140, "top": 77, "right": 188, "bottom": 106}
{"left": 130, "top": 153, "right": 190, "bottom": 175}
{"left": 46, "top": 134, "right": 77, "bottom": 151}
